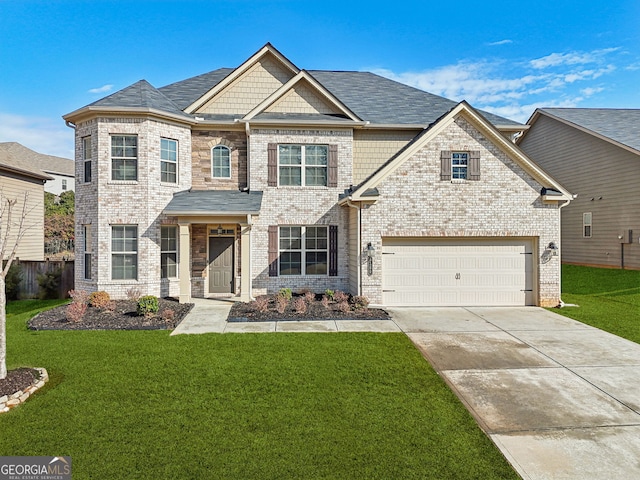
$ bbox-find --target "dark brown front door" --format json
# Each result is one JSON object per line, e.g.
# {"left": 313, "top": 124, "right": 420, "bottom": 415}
{"left": 208, "top": 237, "right": 234, "bottom": 293}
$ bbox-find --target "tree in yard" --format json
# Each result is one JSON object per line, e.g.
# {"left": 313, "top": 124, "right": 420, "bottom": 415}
{"left": 0, "top": 191, "right": 31, "bottom": 379}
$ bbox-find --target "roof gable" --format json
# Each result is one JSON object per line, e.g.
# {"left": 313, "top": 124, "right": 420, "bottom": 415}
{"left": 525, "top": 108, "right": 640, "bottom": 155}
{"left": 244, "top": 71, "right": 361, "bottom": 122}
{"left": 345, "top": 102, "right": 571, "bottom": 201}
{"left": 187, "top": 43, "right": 299, "bottom": 114}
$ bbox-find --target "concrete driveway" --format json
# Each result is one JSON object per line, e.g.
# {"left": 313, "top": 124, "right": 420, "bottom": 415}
{"left": 389, "top": 306, "right": 640, "bottom": 480}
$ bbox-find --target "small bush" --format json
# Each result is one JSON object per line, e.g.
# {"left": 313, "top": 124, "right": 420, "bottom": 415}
{"left": 324, "top": 289, "right": 335, "bottom": 301}
{"left": 275, "top": 294, "right": 288, "bottom": 314}
{"left": 278, "top": 288, "right": 292, "bottom": 300}
{"left": 352, "top": 295, "right": 370, "bottom": 309}
{"left": 66, "top": 301, "right": 87, "bottom": 322}
{"left": 5, "top": 262, "right": 22, "bottom": 300}
{"left": 336, "top": 301, "right": 351, "bottom": 313}
{"left": 321, "top": 295, "right": 330, "bottom": 309}
{"left": 253, "top": 295, "right": 270, "bottom": 313}
{"left": 293, "top": 297, "right": 307, "bottom": 314}
{"left": 137, "top": 295, "right": 159, "bottom": 316}
{"left": 90, "top": 291, "right": 111, "bottom": 310}
{"left": 333, "top": 290, "right": 348, "bottom": 303}
{"left": 126, "top": 287, "right": 142, "bottom": 302}
{"left": 37, "top": 268, "right": 62, "bottom": 299}
{"left": 304, "top": 291, "right": 315, "bottom": 304}
{"left": 68, "top": 289, "right": 90, "bottom": 305}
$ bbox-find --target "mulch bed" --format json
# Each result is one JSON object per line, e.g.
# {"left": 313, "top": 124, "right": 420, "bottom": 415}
{"left": 228, "top": 294, "right": 389, "bottom": 322}
{"left": 0, "top": 367, "right": 39, "bottom": 397}
{"left": 27, "top": 298, "right": 194, "bottom": 331}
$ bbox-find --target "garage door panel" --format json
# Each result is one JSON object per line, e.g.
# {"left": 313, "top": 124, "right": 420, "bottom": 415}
{"left": 382, "top": 238, "right": 534, "bottom": 306}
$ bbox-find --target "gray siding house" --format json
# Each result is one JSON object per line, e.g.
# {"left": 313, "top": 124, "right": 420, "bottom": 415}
{"left": 519, "top": 108, "right": 640, "bottom": 269}
{"left": 64, "top": 44, "right": 571, "bottom": 306}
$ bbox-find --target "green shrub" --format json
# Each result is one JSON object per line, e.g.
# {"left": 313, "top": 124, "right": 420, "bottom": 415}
{"left": 324, "top": 289, "right": 335, "bottom": 301}
{"left": 278, "top": 288, "right": 292, "bottom": 300}
{"left": 37, "top": 268, "right": 62, "bottom": 299}
{"left": 137, "top": 295, "right": 159, "bottom": 316}
{"left": 5, "top": 262, "right": 22, "bottom": 300}
{"left": 90, "top": 291, "right": 111, "bottom": 310}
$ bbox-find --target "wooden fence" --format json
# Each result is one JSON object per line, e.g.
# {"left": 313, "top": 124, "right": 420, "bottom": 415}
{"left": 15, "top": 259, "right": 75, "bottom": 299}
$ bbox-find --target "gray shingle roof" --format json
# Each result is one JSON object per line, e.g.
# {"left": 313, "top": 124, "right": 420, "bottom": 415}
{"left": 159, "top": 68, "right": 234, "bottom": 111}
{"left": 0, "top": 142, "right": 59, "bottom": 180}
{"left": 89, "top": 80, "right": 190, "bottom": 119}
{"left": 163, "top": 190, "right": 263, "bottom": 215}
{"left": 538, "top": 108, "right": 640, "bottom": 153}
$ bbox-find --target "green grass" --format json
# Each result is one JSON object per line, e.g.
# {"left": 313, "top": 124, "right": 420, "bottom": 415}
{"left": 1, "top": 300, "right": 517, "bottom": 479}
{"left": 556, "top": 264, "right": 640, "bottom": 343}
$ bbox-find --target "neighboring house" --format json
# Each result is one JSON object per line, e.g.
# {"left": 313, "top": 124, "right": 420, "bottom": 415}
{"left": 519, "top": 108, "right": 640, "bottom": 269}
{"left": 0, "top": 142, "right": 74, "bottom": 195}
{"left": 63, "top": 44, "right": 571, "bottom": 307}
{"left": 0, "top": 144, "right": 52, "bottom": 261}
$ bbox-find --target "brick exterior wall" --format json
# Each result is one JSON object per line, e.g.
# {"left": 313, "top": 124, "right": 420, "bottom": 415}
{"left": 74, "top": 117, "right": 192, "bottom": 299}
{"left": 191, "top": 130, "right": 247, "bottom": 189}
{"left": 358, "top": 116, "right": 561, "bottom": 306}
{"left": 249, "top": 128, "right": 353, "bottom": 295}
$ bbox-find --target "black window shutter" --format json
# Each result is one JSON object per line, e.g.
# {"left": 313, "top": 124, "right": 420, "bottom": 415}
{"left": 267, "top": 143, "right": 277, "bottom": 186}
{"left": 440, "top": 150, "right": 451, "bottom": 180}
{"left": 328, "top": 145, "right": 338, "bottom": 187}
{"left": 469, "top": 151, "right": 481, "bottom": 180}
{"left": 329, "top": 225, "right": 338, "bottom": 276}
{"left": 268, "top": 225, "right": 278, "bottom": 276}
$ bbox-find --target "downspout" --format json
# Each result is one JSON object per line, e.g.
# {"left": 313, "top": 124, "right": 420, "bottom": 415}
{"left": 345, "top": 199, "right": 361, "bottom": 296}
{"left": 557, "top": 198, "right": 573, "bottom": 307}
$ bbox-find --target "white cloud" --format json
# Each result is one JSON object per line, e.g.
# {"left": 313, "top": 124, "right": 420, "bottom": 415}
{"left": 372, "top": 47, "right": 621, "bottom": 123}
{"left": 88, "top": 84, "right": 113, "bottom": 94}
{"left": 0, "top": 113, "right": 74, "bottom": 158}
{"left": 488, "top": 39, "right": 513, "bottom": 46}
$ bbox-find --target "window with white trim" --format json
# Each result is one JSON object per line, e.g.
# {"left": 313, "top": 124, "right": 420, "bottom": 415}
{"left": 62, "top": 179, "right": 67, "bottom": 191}
{"left": 83, "top": 136, "right": 92, "bottom": 183}
{"left": 111, "top": 135, "right": 138, "bottom": 181}
{"left": 583, "top": 212, "right": 592, "bottom": 238}
{"left": 161, "top": 138, "right": 177, "bottom": 183}
{"left": 212, "top": 145, "right": 231, "bottom": 178}
{"left": 451, "top": 152, "right": 468, "bottom": 180}
{"left": 279, "top": 226, "right": 328, "bottom": 275}
{"left": 83, "top": 225, "right": 92, "bottom": 280}
{"left": 278, "top": 145, "right": 328, "bottom": 186}
{"left": 161, "top": 226, "right": 178, "bottom": 278}
{"left": 112, "top": 225, "right": 138, "bottom": 280}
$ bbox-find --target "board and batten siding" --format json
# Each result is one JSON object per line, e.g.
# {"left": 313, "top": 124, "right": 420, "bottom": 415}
{"left": 519, "top": 114, "right": 640, "bottom": 269}
{"left": 0, "top": 172, "right": 45, "bottom": 261}
{"left": 352, "top": 130, "right": 419, "bottom": 184}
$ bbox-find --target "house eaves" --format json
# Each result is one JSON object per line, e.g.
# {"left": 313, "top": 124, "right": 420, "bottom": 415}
{"left": 63, "top": 106, "right": 194, "bottom": 126}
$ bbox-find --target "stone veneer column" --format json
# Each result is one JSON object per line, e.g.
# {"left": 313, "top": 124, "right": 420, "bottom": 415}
{"left": 179, "top": 223, "right": 191, "bottom": 303}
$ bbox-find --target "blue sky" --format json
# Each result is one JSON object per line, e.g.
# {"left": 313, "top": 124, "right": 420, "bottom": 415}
{"left": 1, "top": 0, "right": 638, "bottom": 158}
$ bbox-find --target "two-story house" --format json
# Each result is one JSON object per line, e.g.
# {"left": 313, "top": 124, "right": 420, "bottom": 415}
{"left": 63, "top": 44, "right": 571, "bottom": 307}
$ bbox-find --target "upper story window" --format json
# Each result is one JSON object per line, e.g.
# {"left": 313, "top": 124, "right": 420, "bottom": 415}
{"left": 82, "top": 136, "right": 92, "bottom": 183}
{"left": 278, "top": 145, "right": 328, "bottom": 186}
{"left": 62, "top": 179, "right": 67, "bottom": 191}
{"left": 452, "top": 152, "right": 468, "bottom": 180}
{"left": 111, "top": 135, "right": 138, "bottom": 181}
{"left": 161, "top": 138, "right": 177, "bottom": 183}
{"left": 583, "top": 212, "right": 592, "bottom": 238}
{"left": 440, "top": 150, "right": 481, "bottom": 181}
{"left": 212, "top": 145, "right": 231, "bottom": 178}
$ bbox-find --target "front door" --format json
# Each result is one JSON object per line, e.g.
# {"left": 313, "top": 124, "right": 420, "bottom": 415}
{"left": 208, "top": 237, "right": 234, "bottom": 294}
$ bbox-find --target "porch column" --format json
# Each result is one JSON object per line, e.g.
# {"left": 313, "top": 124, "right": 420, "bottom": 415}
{"left": 239, "top": 223, "right": 252, "bottom": 301}
{"left": 179, "top": 222, "right": 191, "bottom": 303}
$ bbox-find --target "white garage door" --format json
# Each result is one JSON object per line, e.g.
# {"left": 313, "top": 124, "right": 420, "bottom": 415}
{"left": 382, "top": 238, "right": 535, "bottom": 306}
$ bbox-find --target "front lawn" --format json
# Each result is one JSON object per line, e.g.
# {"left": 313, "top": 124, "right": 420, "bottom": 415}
{"left": 0, "top": 300, "right": 517, "bottom": 479}
{"left": 556, "top": 264, "right": 640, "bottom": 343}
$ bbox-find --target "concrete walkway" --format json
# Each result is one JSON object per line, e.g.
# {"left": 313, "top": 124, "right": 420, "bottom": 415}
{"left": 172, "top": 300, "right": 640, "bottom": 479}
